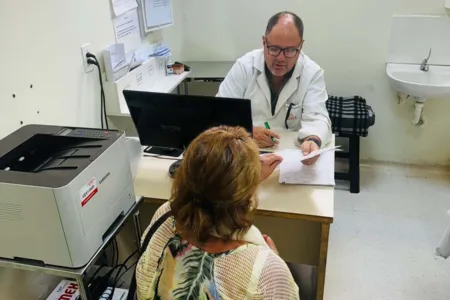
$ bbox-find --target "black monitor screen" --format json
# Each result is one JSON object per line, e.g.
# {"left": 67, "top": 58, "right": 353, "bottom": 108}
{"left": 123, "top": 91, "right": 253, "bottom": 149}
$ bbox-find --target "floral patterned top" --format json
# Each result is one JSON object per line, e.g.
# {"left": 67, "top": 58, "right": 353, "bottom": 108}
{"left": 136, "top": 202, "right": 299, "bottom": 300}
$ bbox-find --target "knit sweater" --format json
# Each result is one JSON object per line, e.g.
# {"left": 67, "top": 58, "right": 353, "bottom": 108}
{"left": 136, "top": 202, "right": 300, "bottom": 299}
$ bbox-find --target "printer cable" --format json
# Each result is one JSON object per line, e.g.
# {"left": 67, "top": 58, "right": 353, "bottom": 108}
{"left": 87, "top": 56, "right": 108, "bottom": 130}
{"left": 87, "top": 54, "right": 109, "bottom": 130}
{"left": 87, "top": 241, "right": 138, "bottom": 299}
{"left": 87, "top": 238, "right": 119, "bottom": 298}
{"left": 113, "top": 238, "right": 119, "bottom": 267}
{"left": 107, "top": 249, "right": 139, "bottom": 300}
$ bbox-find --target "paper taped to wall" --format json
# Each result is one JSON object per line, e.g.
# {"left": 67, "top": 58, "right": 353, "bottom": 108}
{"left": 111, "top": 0, "right": 138, "bottom": 16}
{"left": 143, "top": 0, "right": 173, "bottom": 28}
{"left": 278, "top": 149, "right": 335, "bottom": 186}
{"left": 113, "top": 8, "right": 142, "bottom": 52}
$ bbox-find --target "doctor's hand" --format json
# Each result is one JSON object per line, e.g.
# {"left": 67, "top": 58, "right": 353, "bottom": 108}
{"left": 260, "top": 153, "right": 283, "bottom": 181}
{"left": 301, "top": 140, "right": 320, "bottom": 166}
{"left": 253, "top": 126, "right": 280, "bottom": 148}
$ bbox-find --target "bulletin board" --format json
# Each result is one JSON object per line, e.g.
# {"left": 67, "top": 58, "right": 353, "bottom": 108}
{"left": 139, "top": 0, "right": 174, "bottom": 33}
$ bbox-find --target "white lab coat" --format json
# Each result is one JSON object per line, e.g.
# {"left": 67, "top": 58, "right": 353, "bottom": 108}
{"left": 217, "top": 49, "right": 332, "bottom": 144}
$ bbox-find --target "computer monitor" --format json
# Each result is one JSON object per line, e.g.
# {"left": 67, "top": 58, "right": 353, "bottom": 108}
{"left": 123, "top": 91, "right": 253, "bottom": 157}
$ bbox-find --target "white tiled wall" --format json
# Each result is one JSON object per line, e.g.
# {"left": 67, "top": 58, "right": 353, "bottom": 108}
{"left": 387, "top": 15, "right": 450, "bottom": 65}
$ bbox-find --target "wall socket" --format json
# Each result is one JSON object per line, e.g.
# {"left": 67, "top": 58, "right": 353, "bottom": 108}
{"left": 81, "top": 43, "right": 94, "bottom": 73}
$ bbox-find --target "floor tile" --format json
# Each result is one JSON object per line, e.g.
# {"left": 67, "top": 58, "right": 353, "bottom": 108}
{"left": 328, "top": 164, "right": 450, "bottom": 300}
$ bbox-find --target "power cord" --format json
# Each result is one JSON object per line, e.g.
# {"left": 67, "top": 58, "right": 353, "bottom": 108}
{"left": 98, "top": 258, "right": 137, "bottom": 300}
{"left": 89, "top": 263, "right": 126, "bottom": 299}
{"left": 98, "top": 260, "right": 138, "bottom": 300}
{"left": 115, "top": 260, "right": 138, "bottom": 284}
{"left": 87, "top": 244, "right": 138, "bottom": 300}
{"left": 108, "top": 249, "right": 139, "bottom": 300}
{"left": 110, "top": 238, "right": 118, "bottom": 267}
{"left": 113, "top": 238, "right": 119, "bottom": 267}
{"left": 86, "top": 53, "right": 109, "bottom": 130}
{"left": 87, "top": 238, "right": 119, "bottom": 298}
{"left": 87, "top": 56, "right": 108, "bottom": 129}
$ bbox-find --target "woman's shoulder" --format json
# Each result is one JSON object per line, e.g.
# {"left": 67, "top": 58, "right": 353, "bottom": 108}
{"left": 258, "top": 250, "right": 300, "bottom": 299}
{"left": 215, "top": 244, "right": 276, "bottom": 270}
{"left": 215, "top": 246, "right": 299, "bottom": 298}
{"left": 141, "top": 202, "right": 173, "bottom": 245}
{"left": 150, "top": 201, "right": 171, "bottom": 224}
{"left": 229, "top": 244, "right": 293, "bottom": 274}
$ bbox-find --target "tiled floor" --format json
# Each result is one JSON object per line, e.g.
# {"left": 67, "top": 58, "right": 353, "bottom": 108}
{"left": 325, "top": 163, "right": 450, "bottom": 300}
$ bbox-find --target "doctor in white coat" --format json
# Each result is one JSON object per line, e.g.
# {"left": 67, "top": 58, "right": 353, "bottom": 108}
{"left": 217, "top": 11, "right": 331, "bottom": 165}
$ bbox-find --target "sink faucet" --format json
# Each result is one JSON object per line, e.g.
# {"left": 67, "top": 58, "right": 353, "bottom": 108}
{"left": 420, "top": 48, "right": 432, "bottom": 72}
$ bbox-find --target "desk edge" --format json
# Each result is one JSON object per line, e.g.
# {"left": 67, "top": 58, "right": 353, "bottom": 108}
{"left": 143, "top": 198, "right": 334, "bottom": 224}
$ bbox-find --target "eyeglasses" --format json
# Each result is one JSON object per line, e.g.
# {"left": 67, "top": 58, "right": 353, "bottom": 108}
{"left": 265, "top": 41, "right": 303, "bottom": 58}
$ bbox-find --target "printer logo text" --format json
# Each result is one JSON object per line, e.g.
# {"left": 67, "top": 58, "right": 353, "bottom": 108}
{"left": 99, "top": 172, "right": 110, "bottom": 185}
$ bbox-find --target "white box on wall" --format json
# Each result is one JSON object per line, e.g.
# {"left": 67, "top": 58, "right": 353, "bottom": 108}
{"left": 141, "top": 57, "right": 158, "bottom": 87}
{"left": 104, "top": 57, "right": 160, "bottom": 116}
{"left": 387, "top": 15, "right": 450, "bottom": 65}
{"left": 154, "top": 55, "right": 169, "bottom": 79}
{"left": 104, "top": 69, "right": 133, "bottom": 115}
{"left": 130, "top": 67, "right": 144, "bottom": 90}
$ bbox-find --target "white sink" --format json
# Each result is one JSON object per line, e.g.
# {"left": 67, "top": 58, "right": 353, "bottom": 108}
{"left": 386, "top": 63, "right": 450, "bottom": 99}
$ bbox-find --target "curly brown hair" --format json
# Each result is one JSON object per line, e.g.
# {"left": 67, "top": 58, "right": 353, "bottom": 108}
{"left": 170, "top": 126, "right": 261, "bottom": 243}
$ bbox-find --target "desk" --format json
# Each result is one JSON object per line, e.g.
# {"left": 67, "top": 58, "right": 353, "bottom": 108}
{"left": 134, "top": 131, "right": 334, "bottom": 300}
{"left": 0, "top": 198, "right": 144, "bottom": 300}
{"left": 150, "top": 72, "right": 190, "bottom": 94}
{"left": 183, "top": 61, "right": 234, "bottom": 95}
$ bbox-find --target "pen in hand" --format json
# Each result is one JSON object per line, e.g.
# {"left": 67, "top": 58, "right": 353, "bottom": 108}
{"left": 264, "top": 122, "right": 276, "bottom": 143}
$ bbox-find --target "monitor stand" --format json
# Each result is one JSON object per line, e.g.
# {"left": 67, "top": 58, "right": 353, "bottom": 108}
{"left": 144, "top": 146, "right": 184, "bottom": 157}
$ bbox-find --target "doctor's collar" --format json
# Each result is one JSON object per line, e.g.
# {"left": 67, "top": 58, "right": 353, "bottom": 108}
{"left": 264, "top": 63, "right": 295, "bottom": 82}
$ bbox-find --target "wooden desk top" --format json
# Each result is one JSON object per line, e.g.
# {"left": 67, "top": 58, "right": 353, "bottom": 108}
{"left": 134, "top": 131, "right": 334, "bottom": 223}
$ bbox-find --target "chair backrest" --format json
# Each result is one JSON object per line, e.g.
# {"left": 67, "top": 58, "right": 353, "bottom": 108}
{"left": 287, "top": 262, "right": 317, "bottom": 300}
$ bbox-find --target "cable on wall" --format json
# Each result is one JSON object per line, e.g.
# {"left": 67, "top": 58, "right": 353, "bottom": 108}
{"left": 87, "top": 53, "right": 109, "bottom": 130}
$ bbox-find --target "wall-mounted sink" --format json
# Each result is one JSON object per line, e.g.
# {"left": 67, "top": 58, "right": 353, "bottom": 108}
{"left": 386, "top": 63, "right": 450, "bottom": 99}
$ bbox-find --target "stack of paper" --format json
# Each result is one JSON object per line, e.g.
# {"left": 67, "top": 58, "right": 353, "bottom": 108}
{"left": 277, "top": 148, "right": 336, "bottom": 186}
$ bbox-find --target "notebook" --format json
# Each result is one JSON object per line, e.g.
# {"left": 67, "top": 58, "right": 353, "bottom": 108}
{"left": 277, "top": 149, "right": 335, "bottom": 186}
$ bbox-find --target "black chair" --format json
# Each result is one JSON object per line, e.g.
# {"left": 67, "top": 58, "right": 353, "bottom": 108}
{"left": 326, "top": 96, "right": 375, "bottom": 194}
{"left": 334, "top": 135, "right": 360, "bottom": 194}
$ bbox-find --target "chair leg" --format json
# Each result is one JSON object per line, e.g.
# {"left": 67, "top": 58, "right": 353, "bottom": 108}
{"left": 348, "top": 136, "right": 360, "bottom": 193}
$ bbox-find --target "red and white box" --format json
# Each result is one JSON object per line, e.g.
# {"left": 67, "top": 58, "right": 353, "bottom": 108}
{"left": 46, "top": 280, "right": 79, "bottom": 300}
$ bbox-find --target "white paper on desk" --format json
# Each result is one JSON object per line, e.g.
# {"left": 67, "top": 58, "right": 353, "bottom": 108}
{"left": 143, "top": 0, "right": 173, "bottom": 28}
{"left": 113, "top": 8, "right": 142, "bottom": 52}
{"left": 300, "top": 146, "right": 341, "bottom": 162}
{"left": 278, "top": 149, "right": 335, "bottom": 186}
{"left": 111, "top": 0, "right": 138, "bottom": 16}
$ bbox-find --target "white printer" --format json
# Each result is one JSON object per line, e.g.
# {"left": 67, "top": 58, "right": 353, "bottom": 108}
{"left": 0, "top": 125, "right": 135, "bottom": 268}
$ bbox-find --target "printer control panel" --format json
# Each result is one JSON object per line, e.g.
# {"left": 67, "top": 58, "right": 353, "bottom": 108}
{"left": 57, "top": 128, "right": 116, "bottom": 139}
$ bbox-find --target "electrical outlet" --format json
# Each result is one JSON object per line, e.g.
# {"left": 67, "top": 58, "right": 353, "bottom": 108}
{"left": 81, "top": 43, "right": 94, "bottom": 73}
